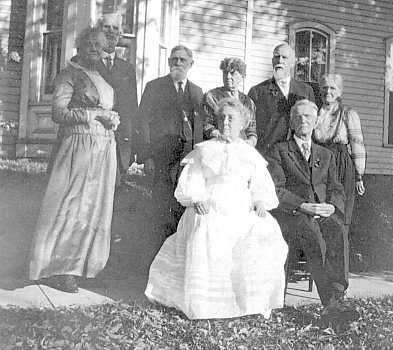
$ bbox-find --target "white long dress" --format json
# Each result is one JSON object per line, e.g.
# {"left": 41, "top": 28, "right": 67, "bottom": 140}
{"left": 145, "top": 139, "right": 288, "bottom": 319}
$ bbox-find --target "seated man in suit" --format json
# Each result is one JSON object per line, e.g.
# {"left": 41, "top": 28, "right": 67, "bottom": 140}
{"left": 136, "top": 45, "right": 203, "bottom": 239}
{"left": 267, "top": 99, "right": 358, "bottom": 323}
{"left": 248, "top": 43, "right": 315, "bottom": 155}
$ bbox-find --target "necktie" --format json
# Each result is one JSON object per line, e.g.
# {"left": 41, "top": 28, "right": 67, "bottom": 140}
{"left": 177, "top": 81, "right": 193, "bottom": 152}
{"left": 177, "top": 81, "right": 184, "bottom": 99}
{"left": 301, "top": 142, "right": 311, "bottom": 161}
{"left": 106, "top": 56, "right": 113, "bottom": 71}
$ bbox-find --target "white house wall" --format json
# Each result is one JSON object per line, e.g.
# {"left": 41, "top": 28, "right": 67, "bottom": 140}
{"left": 179, "top": 0, "right": 393, "bottom": 175}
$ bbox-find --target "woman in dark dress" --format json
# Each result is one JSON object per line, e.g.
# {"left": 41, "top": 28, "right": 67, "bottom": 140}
{"left": 313, "top": 73, "right": 366, "bottom": 276}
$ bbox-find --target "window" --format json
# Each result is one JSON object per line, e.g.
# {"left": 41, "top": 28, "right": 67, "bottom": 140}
{"left": 103, "top": 0, "right": 137, "bottom": 36}
{"left": 41, "top": 0, "right": 64, "bottom": 96}
{"left": 384, "top": 37, "right": 393, "bottom": 146}
{"left": 294, "top": 30, "right": 328, "bottom": 83}
{"left": 289, "top": 22, "right": 336, "bottom": 106}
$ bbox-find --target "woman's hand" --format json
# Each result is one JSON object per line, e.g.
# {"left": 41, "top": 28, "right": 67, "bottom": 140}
{"left": 356, "top": 180, "right": 365, "bottom": 196}
{"left": 193, "top": 201, "right": 209, "bottom": 215}
{"left": 95, "top": 110, "right": 120, "bottom": 130}
{"left": 254, "top": 200, "right": 266, "bottom": 217}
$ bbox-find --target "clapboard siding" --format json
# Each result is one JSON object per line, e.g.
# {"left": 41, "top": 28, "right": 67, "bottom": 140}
{"left": 246, "top": 0, "right": 393, "bottom": 175}
{"left": 180, "top": 0, "right": 393, "bottom": 174}
{"left": 180, "top": 0, "right": 248, "bottom": 91}
{"left": 0, "top": 0, "right": 26, "bottom": 158}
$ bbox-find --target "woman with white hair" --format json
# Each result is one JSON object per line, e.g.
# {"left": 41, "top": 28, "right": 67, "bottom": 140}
{"left": 314, "top": 74, "right": 366, "bottom": 227}
{"left": 145, "top": 98, "right": 288, "bottom": 320}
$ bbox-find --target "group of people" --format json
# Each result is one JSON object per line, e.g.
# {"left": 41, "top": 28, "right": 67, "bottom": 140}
{"left": 28, "top": 12, "right": 366, "bottom": 325}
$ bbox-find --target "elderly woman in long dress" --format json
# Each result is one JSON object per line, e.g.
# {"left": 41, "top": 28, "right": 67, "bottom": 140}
{"left": 202, "top": 57, "right": 257, "bottom": 147}
{"left": 29, "top": 27, "right": 120, "bottom": 293}
{"left": 145, "top": 98, "right": 288, "bottom": 320}
{"left": 314, "top": 74, "right": 366, "bottom": 225}
{"left": 313, "top": 73, "right": 366, "bottom": 277}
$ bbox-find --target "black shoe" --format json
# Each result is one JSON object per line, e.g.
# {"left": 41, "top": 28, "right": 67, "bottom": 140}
{"left": 41, "top": 275, "right": 78, "bottom": 293}
{"left": 321, "top": 301, "right": 360, "bottom": 327}
{"left": 61, "top": 275, "right": 79, "bottom": 293}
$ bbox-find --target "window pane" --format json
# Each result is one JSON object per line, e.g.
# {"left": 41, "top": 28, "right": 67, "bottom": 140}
{"left": 46, "top": 0, "right": 64, "bottom": 31}
{"left": 295, "top": 30, "right": 310, "bottom": 82}
{"left": 160, "top": 0, "right": 168, "bottom": 42}
{"left": 42, "top": 32, "right": 62, "bottom": 95}
{"left": 159, "top": 46, "right": 168, "bottom": 76}
{"left": 103, "top": 0, "right": 116, "bottom": 13}
{"left": 123, "top": 0, "right": 135, "bottom": 34}
{"left": 310, "top": 31, "right": 328, "bottom": 83}
{"left": 389, "top": 91, "right": 393, "bottom": 144}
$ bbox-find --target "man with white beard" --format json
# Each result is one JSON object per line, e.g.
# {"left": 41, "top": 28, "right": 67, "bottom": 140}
{"left": 248, "top": 43, "right": 315, "bottom": 155}
{"left": 136, "top": 45, "right": 203, "bottom": 238}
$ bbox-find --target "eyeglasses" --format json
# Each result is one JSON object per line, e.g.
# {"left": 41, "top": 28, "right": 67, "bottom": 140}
{"left": 169, "top": 56, "right": 189, "bottom": 64}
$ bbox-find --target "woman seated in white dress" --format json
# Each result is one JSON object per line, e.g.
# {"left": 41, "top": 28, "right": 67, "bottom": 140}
{"left": 145, "top": 97, "right": 288, "bottom": 320}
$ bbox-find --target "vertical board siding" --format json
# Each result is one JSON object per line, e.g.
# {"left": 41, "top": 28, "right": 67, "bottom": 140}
{"left": 181, "top": 0, "right": 393, "bottom": 175}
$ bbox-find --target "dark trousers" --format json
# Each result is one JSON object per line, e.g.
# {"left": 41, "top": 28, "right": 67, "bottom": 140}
{"left": 152, "top": 159, "right": 184, "bottom": 236}
{"left": 273, "top": 210, "right": 348, "bottom": 306}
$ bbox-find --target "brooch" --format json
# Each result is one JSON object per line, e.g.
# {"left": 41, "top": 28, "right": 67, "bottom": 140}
{"left": 313, "top": 159, "right": 321, "bottom": 168}
{"left": 269, "top": 87, "right": 279, "bottom": 97}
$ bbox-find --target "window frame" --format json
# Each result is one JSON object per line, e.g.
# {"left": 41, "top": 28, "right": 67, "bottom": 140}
{"left": 289, "top": 21, "right": 336, "bottom": 82}
{"left": 38, "top": 0, "right": 65, "bottom": 102}
{"left": 383, "top": 36, "right": 393, "bottom": 147}
{"left": 158, "top": 0, "right": 173, "bottom": 76}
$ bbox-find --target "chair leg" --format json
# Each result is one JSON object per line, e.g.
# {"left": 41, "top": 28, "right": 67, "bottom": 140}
{"left": 283, "top": 255, "right": 290, "bottom": 305}
{"left": 308, "top": 275, "right": 313, "bottom": 292}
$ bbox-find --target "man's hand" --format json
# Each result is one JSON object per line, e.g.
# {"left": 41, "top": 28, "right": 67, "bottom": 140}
{"left": 299, "top": 202, "right": 335, "bottom": 218}
{"left": 211, "top": 129, "right": 220, "bottom": 138}
{"left": 356, "top": 180, "right": 365, "bottom": 196}
{"left": 254, "top": 200, "right": 267, "bottom": 217}
{"left": 193, "top": 201, "right": 209, "bottom": 215}
{"left": 144, "top": 158, "right": 155, "bottom": 176}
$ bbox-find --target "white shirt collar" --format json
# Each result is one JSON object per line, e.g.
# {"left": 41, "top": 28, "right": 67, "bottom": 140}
{"left": 293, "top": 134, "right": 311, "bottom": 151}
{"left": 173, "top": 78, "right": 188, "bottom": 91}
{"left": 101, "top": 52, "right": 116, "bottom": 63}
{"left": 276, "top": 76, "right": 291, "bottom": 85}
{"left": 276, "top": 76, "right": 291, "bottom": 97}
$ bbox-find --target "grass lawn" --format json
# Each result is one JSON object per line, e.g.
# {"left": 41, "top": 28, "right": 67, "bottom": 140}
{"left": 1, "top": 296, "right": 393, "bottom": 349}
{"left": 1, "top": 159, "right": 393, "bottom": 349}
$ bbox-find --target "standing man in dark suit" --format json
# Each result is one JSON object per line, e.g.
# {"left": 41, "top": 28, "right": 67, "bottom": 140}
{"left": 94, "top": 13, "right": 138, "bottom": 270}
{"left": 97, "top": 13, "right": 138, "bottom": 176}
{"left": 248, "top": 43, "right": 315, "bottom": 155}
{"left": 136, "top": 45, "right": 203, "bottom": 237}
{"left": 267, "top": 99, "right": 358, "bottom": 324}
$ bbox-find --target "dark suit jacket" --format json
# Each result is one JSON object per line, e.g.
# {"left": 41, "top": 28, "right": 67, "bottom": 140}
{"left": 136, "top": 74, "right": 203, "bottom": 167}
{"left": 267, "top": 139, "right": 345, "bottom": 216}
{"left": 248, "top": 78, "right": 315, "bottom": 154}
{"left": 97, "top": 56, "right": 138, "bottom": 172}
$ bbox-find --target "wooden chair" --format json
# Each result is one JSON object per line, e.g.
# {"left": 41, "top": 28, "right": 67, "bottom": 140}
{"left": 284, "top": 247, "right": 313, "bottom": 297}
